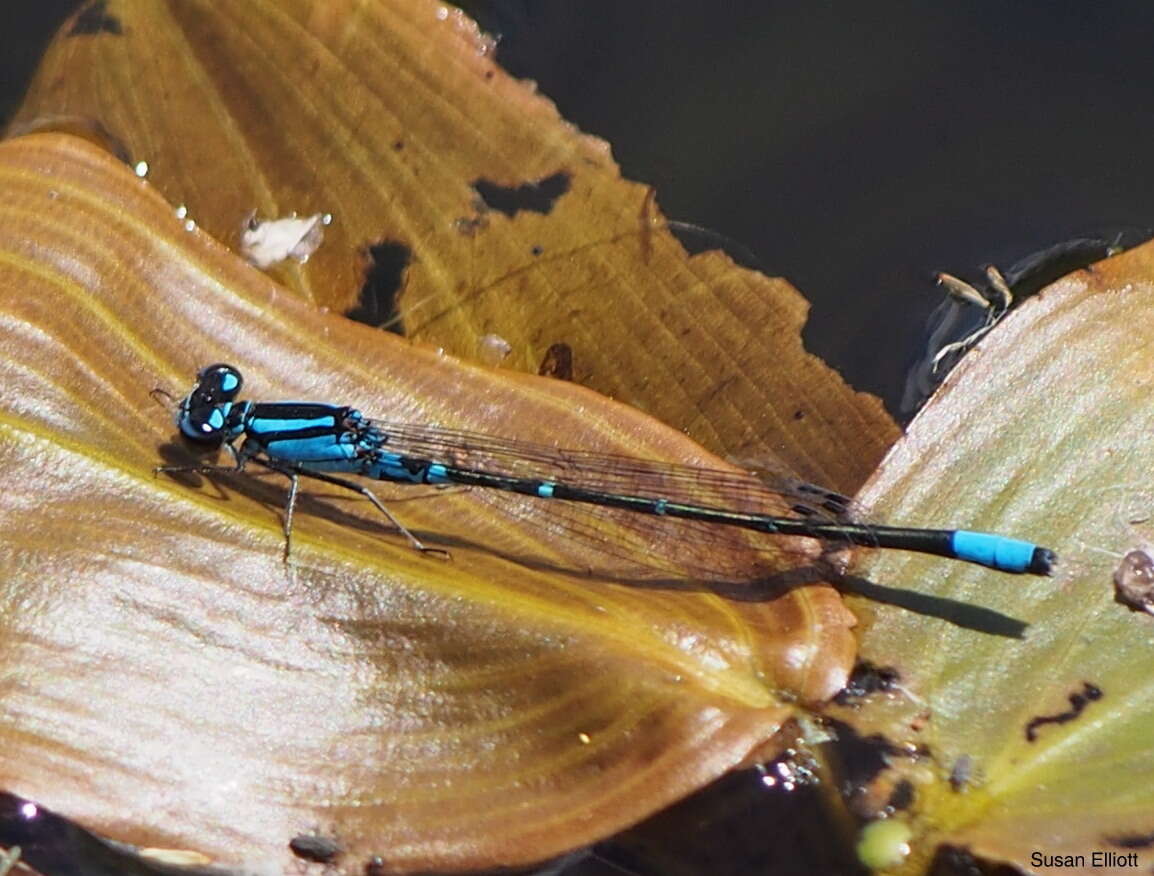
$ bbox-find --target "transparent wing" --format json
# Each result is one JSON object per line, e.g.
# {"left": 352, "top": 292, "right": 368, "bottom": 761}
{"left": 359, "top": 420, "right": 857, "bottom": 582}
{"left": 375, "top": 421, "right": 854, "bottom": 519}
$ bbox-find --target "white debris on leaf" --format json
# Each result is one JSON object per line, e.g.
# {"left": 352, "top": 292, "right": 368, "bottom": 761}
{"left": 478, "top": 333, "right": 513, "bottom": 364}
{"left": 240, "top": 211, "right": 330, "bottom": 269}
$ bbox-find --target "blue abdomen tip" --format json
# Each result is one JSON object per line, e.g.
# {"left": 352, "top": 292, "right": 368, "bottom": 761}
{"left": 951, "top": 531, "right": 1055, "bottom": 575}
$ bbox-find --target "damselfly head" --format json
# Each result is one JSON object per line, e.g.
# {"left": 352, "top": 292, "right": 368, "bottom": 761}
{"left": 177, "top": 363, "right": 244, "bottom": 444}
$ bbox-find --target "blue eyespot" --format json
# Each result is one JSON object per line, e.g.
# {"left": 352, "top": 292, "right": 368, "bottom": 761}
{"left": 196, "top": 364, "right": 244, "bottom": 402}
{"left": 176, "top": 363, "right": 245, "bottom": 444}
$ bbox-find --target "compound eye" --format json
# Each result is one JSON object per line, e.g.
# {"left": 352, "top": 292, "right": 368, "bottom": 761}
{"left": 176, "top": 363, "right": 244, "bottom": 444}
{"left": 196, "top": 363, "right": 243, "bottom": 402}
{"left": 179, "top": 401, "right": 227, "bottom": 443}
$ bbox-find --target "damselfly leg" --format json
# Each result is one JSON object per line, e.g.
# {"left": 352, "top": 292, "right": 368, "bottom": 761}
{"left": 254, "top": 459, "right": 450, "bottom": 560}
{"left": 156, "top": 450, "right": 449, "bottom": 561}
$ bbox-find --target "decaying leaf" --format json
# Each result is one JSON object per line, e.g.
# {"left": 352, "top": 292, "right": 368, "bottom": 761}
{"left": 9, "top": 0, "right": 898, "bottom": 491}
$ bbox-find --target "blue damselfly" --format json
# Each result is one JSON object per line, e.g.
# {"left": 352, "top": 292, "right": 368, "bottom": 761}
{"left": 157, "top": 364, "right": 1055, "bottom": 576}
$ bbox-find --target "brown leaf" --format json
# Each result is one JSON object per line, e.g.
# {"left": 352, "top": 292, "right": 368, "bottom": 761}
{"left": 0, "top": 133, "right": 855, "bottom": 873}
{"left": 9, "top": 0, "right": 898, "bottom": 491}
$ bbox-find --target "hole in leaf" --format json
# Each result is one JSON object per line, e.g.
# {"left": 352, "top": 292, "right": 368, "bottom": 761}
{"left": 69, "top": 0, "right": 122, "bottom": 36}
{"left": 472, "top": 171, "right": 570, "bottom": 217}
{"left": 348, "top": 241, "right": 412, "bottom": 333}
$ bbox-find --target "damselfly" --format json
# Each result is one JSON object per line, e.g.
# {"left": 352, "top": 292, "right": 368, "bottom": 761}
{"left": 157, "top": 364, "right": 1056, "bottom": 576}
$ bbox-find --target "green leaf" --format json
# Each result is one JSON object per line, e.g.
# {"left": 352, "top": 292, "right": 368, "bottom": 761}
{"left": 833, "top": 243, "right": 1154, "bottom": 873}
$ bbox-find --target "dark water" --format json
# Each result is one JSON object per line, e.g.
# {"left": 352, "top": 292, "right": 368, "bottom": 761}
{"left": 465, "top": 0, "right": 1154, "bottom": 415}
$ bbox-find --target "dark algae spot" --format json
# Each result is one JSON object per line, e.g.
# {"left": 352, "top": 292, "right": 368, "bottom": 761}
{"left": 833, "top": 661, "right": 900, "bottom": 705}
{"left": 472, "top": 171, "right": 570, "bottom": 217}
{"left": 537, "top": 342, "right": 573, "bottom": 380}
{"left": 1105, "top": 828, "right": 1154, "bottom": 849}
{"left": 825, "top": 719, "right": 903, "bottom": 793}
{"left": 69, "top": 0, "right": 122, "bottom": 35}
{"left": 289, "top": 833, "right": 342, "bottom": 863}
{"left": 348, "top": 241, "right": 412, "bottom": 333}
{"left": 887, "top": 779, "right": 914, "bottom": 811}
{"left": 928, "top": 844, "right": 982, "bottom": 875}
{"left": 1024, "top": 681, "right": 1103, "bottom": 742}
